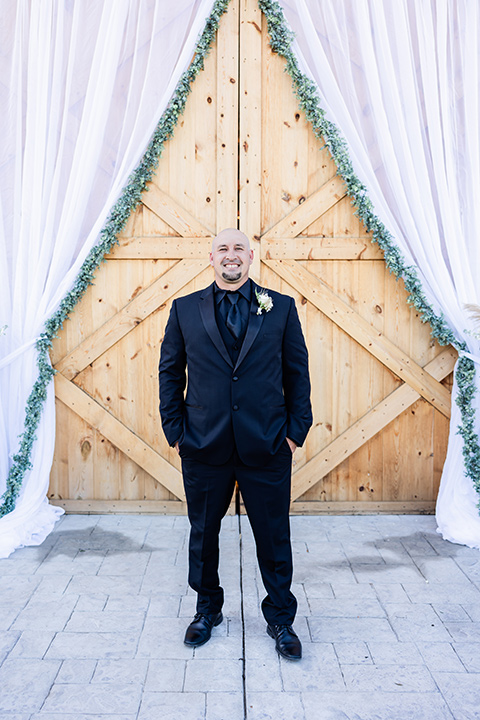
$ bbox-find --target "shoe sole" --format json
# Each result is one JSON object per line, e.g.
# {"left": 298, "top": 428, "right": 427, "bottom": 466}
{"left": 184, "top": 613, "right": 223, "bottom": 648}
{"left": 266, "top": 625, "right": 302, "bottom": 661}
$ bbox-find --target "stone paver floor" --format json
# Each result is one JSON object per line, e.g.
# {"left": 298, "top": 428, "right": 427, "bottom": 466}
{"left": 1, "top": 513, "right": 480, "bottom": 719}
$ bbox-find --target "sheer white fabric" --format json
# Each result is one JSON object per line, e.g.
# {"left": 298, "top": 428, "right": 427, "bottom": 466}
{"left": 279, "top": 0, "right": 480, "bottom": 546}
{"left": 0, "top": 0, "right": 216, "bottom": 558}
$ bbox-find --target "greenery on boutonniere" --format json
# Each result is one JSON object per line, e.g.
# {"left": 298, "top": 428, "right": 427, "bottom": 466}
{"left": 255, "top": 288, "right": 274, "bottom": 315}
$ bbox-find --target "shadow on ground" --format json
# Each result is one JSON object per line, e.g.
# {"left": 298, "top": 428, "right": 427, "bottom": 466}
{"left": 42, "top": 527, "right": 157, "bottom": 557}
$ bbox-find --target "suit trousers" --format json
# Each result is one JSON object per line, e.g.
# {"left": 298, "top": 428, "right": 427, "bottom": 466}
{"left": 181, "top": 439, "right": 297, "bottom": 626}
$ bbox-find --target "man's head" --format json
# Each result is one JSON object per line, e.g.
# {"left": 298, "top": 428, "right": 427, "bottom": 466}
{"left": 210, "top": 228, "right": 254, "bottom": 290}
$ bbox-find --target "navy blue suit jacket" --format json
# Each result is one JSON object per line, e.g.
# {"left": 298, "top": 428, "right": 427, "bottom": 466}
{"left": 159, "top": 280, "right": 312, "bottom": 466}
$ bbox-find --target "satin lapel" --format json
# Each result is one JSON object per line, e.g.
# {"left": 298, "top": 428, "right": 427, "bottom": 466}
{"left": 199, "top": 284, "right": 234, "bottom": 368}
{"left": 234, "top": 282, "right": 265, "bottom": 371}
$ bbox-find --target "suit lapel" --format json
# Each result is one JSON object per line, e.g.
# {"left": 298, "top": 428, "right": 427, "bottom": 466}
{"left": 199, "top": 283, "right": 234, "bottom": 368}
{"left": 234, "top": 281, "right": 265, "bottom": 371}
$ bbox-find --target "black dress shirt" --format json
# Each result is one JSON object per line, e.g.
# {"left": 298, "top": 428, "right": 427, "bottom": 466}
{"left": 214, "top": 279, "right": 252, "bottom": 363}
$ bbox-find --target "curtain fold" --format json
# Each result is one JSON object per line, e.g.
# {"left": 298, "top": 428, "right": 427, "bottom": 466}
{"left": 0, "top": 0, "right": 217, "bottom": 558}
{"left": 278, "top": 0, "right": 480, "bottom": 546}
{"left": 2, "top": 0, "right": 478, "bottom": 556}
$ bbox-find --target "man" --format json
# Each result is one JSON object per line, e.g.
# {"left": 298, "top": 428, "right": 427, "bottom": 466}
{"left": 159, "top": 228, "right": 312, "bottom": 660}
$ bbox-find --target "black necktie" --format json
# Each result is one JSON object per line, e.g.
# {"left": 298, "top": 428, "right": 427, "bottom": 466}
{"left": 226, "top": 293, "right": 242, "bottom": 338}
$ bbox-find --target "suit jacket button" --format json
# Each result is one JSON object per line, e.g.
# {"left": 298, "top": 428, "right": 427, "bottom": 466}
{"left": 233, "top": 405, "right": 239, "bottom": 411}
{"left": 232, "top": 376, "right": 238, "bottom": 381}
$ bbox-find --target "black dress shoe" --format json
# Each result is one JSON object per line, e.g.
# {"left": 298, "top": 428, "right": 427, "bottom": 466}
{"left": 267, "top": 624, "right": 302, "bottom": 660}
{"left": 184, "top": 612, "right": 223, "bottom": 647}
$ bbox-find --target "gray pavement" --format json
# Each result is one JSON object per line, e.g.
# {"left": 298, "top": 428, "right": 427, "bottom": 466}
{"left": 1, "top": 513, "right": 480, "bottom": 719}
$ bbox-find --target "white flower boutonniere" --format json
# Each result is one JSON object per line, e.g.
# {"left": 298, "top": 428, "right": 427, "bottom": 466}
{"left": 255, "top": 288, "right": 273, "bottom": 315}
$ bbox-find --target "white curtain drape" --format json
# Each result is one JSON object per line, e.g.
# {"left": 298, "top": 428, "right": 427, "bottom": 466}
{"left": 279, "top": 0, "right": 480, "bottom": 546}
{"left": 0, "top": 0, "right": 217, "bottom": 558}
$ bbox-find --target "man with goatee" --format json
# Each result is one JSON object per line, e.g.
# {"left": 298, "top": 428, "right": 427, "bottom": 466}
{"left": 159, "top": 228, "right": 312, "bottom": 660}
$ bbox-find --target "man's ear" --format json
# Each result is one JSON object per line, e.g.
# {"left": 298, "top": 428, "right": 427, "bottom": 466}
{"left": 209, "top": 252, "right": 214, "bottom": 267}
{"left": 249, "top": 249, "right": 254, "bottom": 264}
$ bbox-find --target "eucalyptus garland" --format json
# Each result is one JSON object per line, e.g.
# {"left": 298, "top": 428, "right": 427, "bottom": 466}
{"left": 4, "top": 0, "right": 479, "bottom": 518}
{"left": 259, "top": 0, "right": 480, "bottom": 506}
{"left": 0, "top": 0, "right": 232, "bottom": 518}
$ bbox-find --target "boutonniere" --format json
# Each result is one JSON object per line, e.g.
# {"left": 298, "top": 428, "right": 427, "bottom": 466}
{"left": 255, "top": 288, "right": 273, "bottom": 315}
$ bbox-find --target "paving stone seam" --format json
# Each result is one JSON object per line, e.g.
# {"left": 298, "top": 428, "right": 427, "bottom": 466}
{"left": 332, "top": 643, "right": 350, "bottom": 690}
{"left": 63, "top": 593, "right": 81, "bottom": 635}
{"left": 453, "top": 556, "right": 480, "bottom": 585}
{"left": 429, "top": 673, "right": 458, "bottom": 719}
{"left": 238, "top": 513, "right": 248, "bottom": 720}
{"left": 43, "top": 628, "right": 59, "bottom": 662}
{"left": 298, "top": 691, "right": 308, "bottom": 718}
{"left": 182, "top": 659, "right": 188, "bottom": 693}
{"left": 140, "top": 545, "right": 156, "bottom": 578}
{"left": 304, "top": 616, "right": 314, "bottom": 643}
{"left": 449, "top": 643, "right": 470, "bottom": 672}
{"left": 37, "top": 656, "right": 64, "bottom": 715}
{"left": 462, "top": 604, "right": 476, "bottom": 622}
{"left": 430, "top": 603, "right": 463, "bottom": 631}
{"left": 2, "top": 515, "right": 480, "bottom": 719}
{"left": 133, "top": 600, "right": 149, "bottom": 661}
{"left": 371, "top": 578, "right": 402, "bottom": 643}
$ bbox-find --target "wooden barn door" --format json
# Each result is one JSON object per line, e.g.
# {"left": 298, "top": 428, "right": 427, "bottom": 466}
{"left": 49, "top": 0, "right": 240, "bottom": 513}
{"left": 49, "top": 0, "right": 455, "bottom": 514}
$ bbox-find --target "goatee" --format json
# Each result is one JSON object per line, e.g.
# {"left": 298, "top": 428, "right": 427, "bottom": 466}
{"left": 222, "top": 270, "right": 242, "bottom": 282}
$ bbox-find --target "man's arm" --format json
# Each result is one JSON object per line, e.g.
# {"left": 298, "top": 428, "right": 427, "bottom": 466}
{"left": 282, "top": 299, "right": 313, "bottom": 448}
{"left": 158, "top": 300, "right": 187, "bottom": 448}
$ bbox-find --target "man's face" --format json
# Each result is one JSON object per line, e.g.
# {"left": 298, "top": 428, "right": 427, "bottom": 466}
{"left": 209, "top": 230, "right": 254, "bottom": 289}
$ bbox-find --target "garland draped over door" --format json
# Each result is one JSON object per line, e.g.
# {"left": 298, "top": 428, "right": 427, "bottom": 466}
{"left": 273, "top": 0, "right": 480, "bottom": 547}
{"left": 1, "top": 0, "right": 479, "bottom": 557}
{"left": 0, "top": 0, "right": 221, "bottom": 558}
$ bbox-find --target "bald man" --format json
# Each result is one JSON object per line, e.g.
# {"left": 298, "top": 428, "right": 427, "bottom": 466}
{"left": 159, "top": 229, "right": 312, "bottom": 660}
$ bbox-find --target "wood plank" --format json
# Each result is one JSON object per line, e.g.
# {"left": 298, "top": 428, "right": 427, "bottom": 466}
{"left": 304, "top": 260, "right": 334, "bottom": 478}
{"left": 216, "top": 0, "right": 239, "bottom": 230}
{"left": 260, "top": 15, "right": 311, "bottom": 253}
{"left": 290, "top": 501, "right": 436, "bottom": 515}
{"left": 49, "top": 400, "right": 75, "bottom": 501}
{"left": 291, "top": 348, "right": 457, "bottom": 501}
{"left": 191, "top": 35, "right": 218, "bottom": 231}
{"left": 263, "top": 175, "right": 346, "bottom": 239}
{"left": 330, "top": 258, "right": 356, "bottom": 500}
{"left": 267, "top": 258, "right": 452, "bottom": 417}
{"left": 69, "top": 373, "right": 96, "bottom": 501}
{"left": 349, "top": 260, "right": 385, "bottom": 501}
{"left": 90, "top": 262, "right": 120, "bottom": 501}
{"left": 116, "top": 259, "right": 147, "bottom": 501}
{"left": 139, "top": 259, "right": 180, "bottom": 502}
{"left": 54, "top": 373, "right": 185, "bottom": 502}
{"left": 55, "top": 259, "right": 209, "bottom": 380}
{"left": 240, "top": 0, "right": 262, "bottom": 281}
{"left": 50, "top": 497, "right": 431, "bottom": 516}
{"left": 105, "top": 237, "right": 213, "bottom": 259}
{"left": 49, "top": 0, "right": 453, "bottom": 512}
{"left": 261, "top": 17, "right": 284, "bottom": 241}
{"left": 381, "top": 261, "right": 407, "bottom": 501}
{"left": 261, "top": 237, "right": 383, "bottom": 260}
{"left": 142, "top": 184, "right": 213, "bottom": 237}
{"left": 50, "top": 499, "right": 237, "bottom": 515}
{"left": 50, "top": 499, "right": 185, "bottom": 514}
